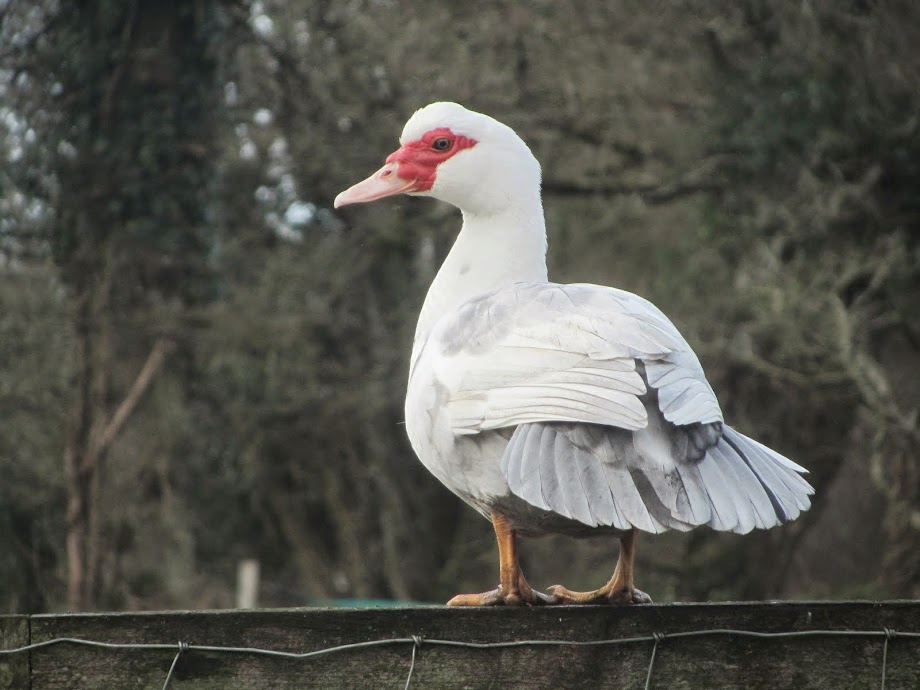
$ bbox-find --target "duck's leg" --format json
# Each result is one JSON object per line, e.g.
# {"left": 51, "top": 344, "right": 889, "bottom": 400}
{"left": 547, "top": 529, "right": 652, "bottom": 605}
{"left": 447, "top": 511, "right": 558, "bottom": 606}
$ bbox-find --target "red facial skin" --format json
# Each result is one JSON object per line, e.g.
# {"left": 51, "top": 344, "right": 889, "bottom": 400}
{"left": 387, "top": 127, "right": 477, "bottom": 191}
{"left": 333, "top": 127, "right": 479, "bottom": 209}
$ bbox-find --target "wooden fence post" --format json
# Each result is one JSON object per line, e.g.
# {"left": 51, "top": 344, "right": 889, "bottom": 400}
{"left": 7, "top": 602, "right": 920, "bottom": 689}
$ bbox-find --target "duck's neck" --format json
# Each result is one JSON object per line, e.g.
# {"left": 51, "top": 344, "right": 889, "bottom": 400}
{"left": 413, "top": 202, "right": 548, "bottom": 364}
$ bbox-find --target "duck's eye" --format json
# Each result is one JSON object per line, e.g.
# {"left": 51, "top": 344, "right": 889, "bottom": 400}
{"left": 431, "top": 137, "right": 452, "bottom": 152}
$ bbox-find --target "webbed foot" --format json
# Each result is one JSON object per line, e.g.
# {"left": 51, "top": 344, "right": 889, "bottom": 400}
{"left": 546, "top": 583, "right": 652, "bottom": 605}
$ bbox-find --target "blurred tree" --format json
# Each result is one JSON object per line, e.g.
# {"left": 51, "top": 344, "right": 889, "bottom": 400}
{"left": 0, "top": 0, "right": 917, "bottom": 612}
{"left": 0, "top": 272, "right": 70, "bottom": 612}
{"left": 2, "top": 0, "right": 242, "bottom": 610}
{"left": 700, "top": 0, "right": 920, "bottom": 597}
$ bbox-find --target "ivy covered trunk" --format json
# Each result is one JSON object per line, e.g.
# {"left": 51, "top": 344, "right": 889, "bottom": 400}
{"left": 48, "top": 0, "right": 225, "bottom": 610}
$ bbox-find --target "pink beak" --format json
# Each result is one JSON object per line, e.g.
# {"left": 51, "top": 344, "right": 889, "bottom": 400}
{"left": 334, "top": 162, "right": 419, "bottom": 208}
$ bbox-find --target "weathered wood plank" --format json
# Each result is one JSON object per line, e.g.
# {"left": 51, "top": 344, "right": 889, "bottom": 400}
{"left": 13, "top": 601, "right": 920, "bottom": 689}
{"left": 0, "top": 615, "right": 29, "bottom": 690}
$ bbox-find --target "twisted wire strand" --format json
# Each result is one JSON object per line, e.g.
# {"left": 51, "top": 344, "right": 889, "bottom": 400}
{"left": 1, "top": 626, "right": 915, "bottom": 690}
{"left": 161, "top": 642, "right": 188, "bottom": 690}
{"left": 643, "top": 632, "right": 666, "bottom": 690}
{"left": 403, "top": 635, "right": 424, "bottom": 690}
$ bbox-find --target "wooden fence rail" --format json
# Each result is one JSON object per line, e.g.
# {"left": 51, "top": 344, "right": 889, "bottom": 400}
{"left": 1, "top": 601, "right": 919, "bottom": 689}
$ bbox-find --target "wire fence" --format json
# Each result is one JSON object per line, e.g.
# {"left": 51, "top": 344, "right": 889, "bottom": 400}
{"left": 1, "top": 626, "right": 917, "bottom": 690}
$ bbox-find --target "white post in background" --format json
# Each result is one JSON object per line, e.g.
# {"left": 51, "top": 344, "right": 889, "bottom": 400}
{"left": 236, "top": 559, "right": 260, "bottom": 609}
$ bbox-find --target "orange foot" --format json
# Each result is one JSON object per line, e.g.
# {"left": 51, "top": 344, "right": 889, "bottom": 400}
{"left": 548, "top": 529, "right": 651, "bottom": 605}
{"left": 447, "top": 579, "right": 558, "bottom": 606}
{"left": 449, "top": 511, "right": 561, "bottom": 606}
{"left": 547, "top": 583, "right": 652, "bottom": 605}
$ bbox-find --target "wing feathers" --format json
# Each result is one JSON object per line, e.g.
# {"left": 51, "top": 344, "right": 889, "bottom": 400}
{"left": 722, "top": 427, "right": 813, "bottom": 516}
{"left": 435, "top": 282, "right": 813, "bottom": 536}
{"left": 602, "top": 461, "right": 665, "bottom": 533}
{"left": 705, "top": 443, "right": 758, "bottom": 534}
{"left": 695, "top": 452, "right": 739, "bottom": 531}
{"left": 499, "top": 423, "right": 526, "bottom": 496}
{"left": 553, "top": 431, "right": 595, "bottom": 525}
{"left": 435, "top": 283, "right": 725, "bottom": 437}
{"left": 645, "top": 359, "right": 723, "bottom": 425}
{"left": 674, "top": 462, "right": 713, "bottom": 526}
{"left": 500, "top": 421, "right": 813, "bottom": 535}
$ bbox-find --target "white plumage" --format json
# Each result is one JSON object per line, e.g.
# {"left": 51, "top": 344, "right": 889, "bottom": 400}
{"left": 335, "top": 102, "right": 814, "bottom": 605}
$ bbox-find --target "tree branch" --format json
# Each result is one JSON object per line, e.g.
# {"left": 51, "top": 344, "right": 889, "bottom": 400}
{"left": 543, "top": 154, "right": 736, "bottom": 205}
{"left": 81, "top": 337, "right": 174, "bottom": 472}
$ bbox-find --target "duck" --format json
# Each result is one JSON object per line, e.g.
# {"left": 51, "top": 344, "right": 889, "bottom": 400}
{"left": 335, "top": 102, "right": 813, "bottom": 606}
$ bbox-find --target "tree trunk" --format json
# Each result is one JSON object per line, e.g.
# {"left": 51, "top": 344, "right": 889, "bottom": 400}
{"left": 64, "top": 255, "right": 113, "bottom": 611}
{"left": 49, "top": 0, "right": 222, "bottom": 610}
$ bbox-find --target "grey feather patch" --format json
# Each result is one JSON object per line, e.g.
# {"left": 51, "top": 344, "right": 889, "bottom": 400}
{"left": 746, "top": 448, "right": 809, "bottom": 520}
{"left": 538, "top": 427, "right": 563, "bottom": 516}
{"left": 582, "top": 425, "right": 667, "bottom": 532}
{"left": 567, "top": 433, "right": 618, "bottom": 526}
{"left": 502, "top": 424, "right": 551, "bottom": 511}
{"left": 674, "top": 462, "right": 714, "bottom": 526}
{"left": 723, "top": 427, "right": 814, "bottom": 500}
{"left": 518, "top": 426, "right": 552, "bottom": 511}
{"left": 517, "top": 424, "right": 557, "bottom": 513}
{"left": 500, "top": 424, "right": 623, "bottom": 529}
{"left": 552, "top": 430, "right": 595, "bottom": 525}
{"left": 688, "top": 422, "right": 723, "bottom": 460}
{"left": 599, "top": 433, "right": 672, "bottom": 533}
{"left": 722, "top": 432, "right": 789, "bottom": 524}
{"left": 627, "top": 467, "right": 695, "bottom": 531}
{"left": 500, "top": 424, "right": 527, "bottom": 495}
{"left": 695, "top": 452, "right": 739, "bottom": 531}
{"left": 603, "top": 461, "right": 664, "bottom": 533}
{"left": 498, "top": 412, "right": 811, "bottom": 537}
{"left": 645, "top": 357, "right": 723, "bottom": 425}
{"left": 721, "top": 426, "right": 813, "bottom": 517}
{"left": 519, "top": 423, "right": 546, "bottom": 492}
{"left": 715, "top": 436, "right": 779, "bottom": 530}
{"left": 706, "top": 444, "right": 758, "bottom": 534}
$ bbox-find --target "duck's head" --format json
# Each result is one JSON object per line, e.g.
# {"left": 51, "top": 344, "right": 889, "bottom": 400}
{"left": 334, "top": 102, "right": 541, "bottom": 217}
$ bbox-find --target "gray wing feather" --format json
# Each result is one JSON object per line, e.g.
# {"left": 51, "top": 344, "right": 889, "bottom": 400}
{"left": 627, "top": 464, "right": 698, "bottom": 532}
{"left": 694, "top": 453, "right": 740, "bottom": 531}
{"left": 552, "top": 430, "right": 595, "bottom": 525}
{"left": 575, "top": 428, "right": 631, "bottom": 530}
{"left": 601, "top": 460, "right": 666, "bottom": 533}
{"left": 645, "top": 358, "right": 723, "bottom": 425}
{"left": 674, "top": 462, "right": 715, "bottom": 527}
{"left": 506, "top": 425, "right": 664, "bottom": 532}
{"left": 519, "top": 426, "right": 552, "bottom": 511}
{"left": 571, "top": 436, "right": 619, "bottom": 526}
{"left": 500, "top": 423, "right": 526, "bottom": 496}
{"left": 725, "top": 428, "right": 813, "bottom": 499}
{"left": 741, "top": 447, "right": 806, "bottom": 520}
{"left": 722, "top": 427, "right": 813, "bottom": 517}
{"left": 706, "top": 443, "right": 758, "bottom": 534}
{"left": 502, "top": 423, "right": 550, "bottom": 510}
{"left": 518, "top": 423, "right": 617, "bottom": 527}
{"left": 438, "top": 282, "right": 723, "bottom": 436}
{"left": 577, "top": 425, "right": 659, "bottom": 532}
{"left": 712, "top": 436, "right": 778, "bottom": 530}
{"left": 499, "top": 418, "right": 814, "bottom": 535}
{"left": 538, "top": 428, "right": 563, "bottom": 516}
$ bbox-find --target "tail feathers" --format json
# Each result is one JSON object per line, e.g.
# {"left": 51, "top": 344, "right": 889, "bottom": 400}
{"left": 703, "top": 426, "right": 814, "bottom": 534}
{"left": 500, "top": 422, "right": 814, "bottom": 534}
